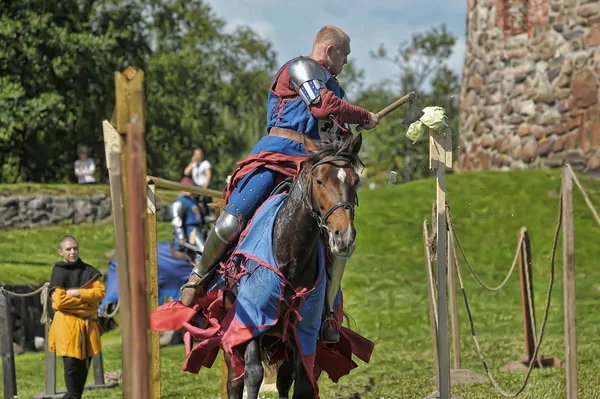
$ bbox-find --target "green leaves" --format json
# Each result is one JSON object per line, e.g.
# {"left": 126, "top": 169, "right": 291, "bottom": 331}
{"left": 0, "top": 0, "right": 275, "bottom": 186}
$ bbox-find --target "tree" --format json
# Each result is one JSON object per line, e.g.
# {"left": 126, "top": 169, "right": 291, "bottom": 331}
{"left": 0, "top": 0, "right": 276, "bottom": 187}
{"left": 358, "top": 23, "right": 461, "bottom": 182}
{"left": 143, "top": 0, "right": 277, "bottom": 186}
{"left": 0, "top": 0, "right": 149, "bottom": 183}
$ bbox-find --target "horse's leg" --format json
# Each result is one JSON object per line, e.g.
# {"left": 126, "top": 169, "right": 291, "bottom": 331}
{"left": 224, "top": 351, "right": 244, "bottom": 399}
{"left": 276, "top": 359, "right": 294, "bottom": 399}
{"left": 291, "top": 347, "right": 313, "bottom": 399}
{"left": 243, "top": 337, "right": 264, "bottom": 399}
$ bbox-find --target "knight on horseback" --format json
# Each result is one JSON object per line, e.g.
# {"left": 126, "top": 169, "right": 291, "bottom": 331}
{"left": 180, "top": 25, "right": 380, "bottom": 344}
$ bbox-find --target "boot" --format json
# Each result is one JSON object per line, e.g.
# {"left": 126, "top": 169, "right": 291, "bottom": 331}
{"left": 320, "top": 256, "right": 347, "bottom": 343}
{"left": 180, "top": 211, "right": 244, "bottom": 307}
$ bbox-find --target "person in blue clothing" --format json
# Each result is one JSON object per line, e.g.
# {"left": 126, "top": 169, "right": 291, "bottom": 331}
{"left": 170, "top": 177, "right": 206, "bottom": 258}
{"left": 180, "top": 25, "right": 380, "bottom": 343}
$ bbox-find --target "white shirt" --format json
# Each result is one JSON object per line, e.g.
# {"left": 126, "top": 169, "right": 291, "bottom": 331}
{"left": 191, "top": 160, "right": 211, "bottom": 187}
{"left": 74, "top": 158, "right": 96, "bottom": 184}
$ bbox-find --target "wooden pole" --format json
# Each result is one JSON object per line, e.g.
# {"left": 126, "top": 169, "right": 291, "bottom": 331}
{"left": 562, "top": 164, "right": 578, "bottom": 399}
{"left": 519, "top": 228, "right": 536, "bottom": 363}
{"left": 433, "top": 128, "right": 451, "bottom": 399}
{"left": 0, "top": 290, "right": 18, "bottom": 399}
{"left": 424, "top": 220, "right": 439, "bottom": 389}
{"left": 43, "top": 310, "right": 56, "bottom": 396}
{"left": 147, "top": 175, "right": 224, "bottom": 201}
{"left": 126, "top": 122, "right": 151, "bottom": 399}
{"left": 103, "top": 120, "right": 133, "bottom": 399}
{"left": 92, "top": 353, "right": 106, "bottom": 386}
{"left": 146, "top": 181, "right": 161, "bottom": 399}
{"left": 447, "top": 229, "right": 461, "bottom": 370}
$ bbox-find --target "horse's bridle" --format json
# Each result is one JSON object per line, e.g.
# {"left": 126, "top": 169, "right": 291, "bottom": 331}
{"left": 305, "top": 155, "right": 358, "bottom": 231}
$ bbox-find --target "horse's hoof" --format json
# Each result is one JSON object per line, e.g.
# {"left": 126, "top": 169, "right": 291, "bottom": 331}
{"left": 180, "top": 274, "right": 202, "bottom": 307}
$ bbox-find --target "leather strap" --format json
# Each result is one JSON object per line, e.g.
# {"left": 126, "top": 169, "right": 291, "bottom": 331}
{"left": 269, "top": 127, "right": 318, "bottom": 152}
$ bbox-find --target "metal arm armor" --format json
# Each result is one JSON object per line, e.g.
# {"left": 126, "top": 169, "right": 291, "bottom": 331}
{"left": 288, "top": 58, "right": 332, "bottom": 106}
{"left": 170, "top": 201, "right": 185, "bottom": 241}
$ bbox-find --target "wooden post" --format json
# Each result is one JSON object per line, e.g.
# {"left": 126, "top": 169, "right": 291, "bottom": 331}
{"left": 103, "top": 120, "right": 133, "bottom": 399}
{"left": 43, "top": 312, "right": 56, "bottom": 396}
{"left": 447, "top": 230, "right": 461, "bottom": 370}
{"left": 0, "top": 290, "right": 18, "bottom": 399}
{"left": 92, "top": 353, "right": 105, "bottom": 386}
{"left": 432, "top": 127, "right": 451, "bottom": 399}
{"left": 563, "top": 165, "right": 578, "bottom": 399}
{"left": 519, "top": 229, "right": 536, "bottom": 363}
{"left": 146, "top": 181, "right": 161, "bottom": 399}
{"left": 126, "top": 122, "right": 151, "bottom": 399}
{"left": 424, "top": 220, "right": 439, "bottom": 389}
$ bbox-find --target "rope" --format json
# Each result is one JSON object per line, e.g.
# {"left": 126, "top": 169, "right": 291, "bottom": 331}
{"left": 565, "top": 163, "right": 600, "bottom": 228}
{"left": 0, "top": 282, "right": 50, "bottom": 325}
{"left": 447, "top": 192, "right": 562, "bottom": 398}
{"left": 98, "top": 301, "right": 120, "bottom": 319}
{"left": 452, "top": 225, "right": 522, "bottom": 291}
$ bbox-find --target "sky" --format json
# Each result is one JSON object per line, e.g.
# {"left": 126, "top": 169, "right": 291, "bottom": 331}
{"left": 205, "top": 0, "right": 468, "bottom": 90}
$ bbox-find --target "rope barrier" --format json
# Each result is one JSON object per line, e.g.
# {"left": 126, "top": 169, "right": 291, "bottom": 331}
{"left": 1, "top": 282, "right": 50, "bottom": 325}
{"left": 452, "top": 225, "right": 522, "bottom": 292}
{"left": 446, "top": 191, "right": 562, "bottom": 398}
{"left": 98, "top": 301, "right": 120, "bottom": 319}
{"left": 565, "top": 163, "right": 600, "bottom": 228}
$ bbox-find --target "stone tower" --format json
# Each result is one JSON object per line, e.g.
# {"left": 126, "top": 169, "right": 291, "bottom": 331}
{"left": 457, "top": 0, "right": 600, "bottom": 172}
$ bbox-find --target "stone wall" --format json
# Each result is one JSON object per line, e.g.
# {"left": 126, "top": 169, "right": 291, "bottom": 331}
{"left": 458, "top": 0, "right": 600, "bottom": 171}
{"left": 0, "top": 194, "right": 171, "bottom": 230}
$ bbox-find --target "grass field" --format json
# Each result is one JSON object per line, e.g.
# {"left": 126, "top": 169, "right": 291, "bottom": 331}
{"left": 2, "top": 169, "right": 600, "bottom": 398}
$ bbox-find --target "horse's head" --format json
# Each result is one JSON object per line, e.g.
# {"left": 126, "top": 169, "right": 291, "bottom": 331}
{"left": 305, "top": 133, "right": 363, "bottom": 258}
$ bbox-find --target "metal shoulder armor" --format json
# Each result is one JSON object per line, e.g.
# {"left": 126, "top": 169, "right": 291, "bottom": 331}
{"left": 287, "top": 58, "right": 332, "bottom": 105}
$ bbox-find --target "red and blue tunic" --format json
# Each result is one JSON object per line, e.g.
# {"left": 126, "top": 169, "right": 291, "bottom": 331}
{"left": 223, "top": 57, "right": 370, "bottom": 222}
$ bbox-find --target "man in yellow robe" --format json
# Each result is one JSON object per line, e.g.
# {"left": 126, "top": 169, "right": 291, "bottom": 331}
{"left": 48, "top": 235, "right": 106, "bottom": 399}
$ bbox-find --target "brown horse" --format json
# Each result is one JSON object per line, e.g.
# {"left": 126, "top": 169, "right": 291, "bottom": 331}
{"left": 223, "top": 133, "right": 363, "bottom": 399}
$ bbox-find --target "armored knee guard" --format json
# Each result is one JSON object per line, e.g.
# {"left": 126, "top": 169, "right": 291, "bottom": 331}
{"left": 191, "top": 211, "right": 245, "bottom": 278}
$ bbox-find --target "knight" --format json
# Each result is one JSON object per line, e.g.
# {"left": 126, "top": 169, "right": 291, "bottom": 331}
{"left": 170, "top": 177, "right": 206, "bottom": 258}
{"left": 180, "top": 25, "right": 380, "bottom": 343}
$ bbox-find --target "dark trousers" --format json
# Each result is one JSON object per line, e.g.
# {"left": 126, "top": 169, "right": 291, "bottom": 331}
{"left": 62, "top": 356, "right": 91, "bottom": 399}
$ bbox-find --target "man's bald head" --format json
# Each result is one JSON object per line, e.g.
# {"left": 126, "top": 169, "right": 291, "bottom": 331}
{"left": 312, "top": 26, "right": 350, "bottom": 51}
{"left": 310, "top": 26, "right": 351, "bottom": 76}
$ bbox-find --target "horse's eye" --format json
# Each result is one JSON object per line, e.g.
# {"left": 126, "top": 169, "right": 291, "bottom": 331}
{"left": 316, "top": 180, "right": 324, "bottom": 187}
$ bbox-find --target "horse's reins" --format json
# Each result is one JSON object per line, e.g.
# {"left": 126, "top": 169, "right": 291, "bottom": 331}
{"left": 305, "top": 155, "right": 358, "bottom": 231}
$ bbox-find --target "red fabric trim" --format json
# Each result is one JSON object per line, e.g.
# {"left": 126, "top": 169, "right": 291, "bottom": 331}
{"left": 310, "top": 89, "right": 371, "bottom": 125}
{"left": 223, "top": 152, "right": 306, "bottom": 203}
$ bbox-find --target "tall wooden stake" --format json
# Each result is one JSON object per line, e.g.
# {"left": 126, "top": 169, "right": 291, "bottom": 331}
{"left": 103, "top": 121, "right": 132, "bottom": 399}
{"left": 146, "top": 181, "right": 161, "bottom": 399}
{"left": 447, "top": 231, "right": 461, "bottom": 370}
{"left": 126, "top": 123, "right": 151, "bottom": 399}
{"left": 0, "top": 290, "right": 17, "bottom": 399}
{"left": 563, "top": 165, "right": 578, "bottom": 399}
{"left": 424, "top": 220, "right": 439, "bottom": 389}
{"left": 430, "top": 127, "right": 452, "bottom": 399}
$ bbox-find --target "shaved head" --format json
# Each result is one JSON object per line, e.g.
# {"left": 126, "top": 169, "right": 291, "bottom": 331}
{"left": 312, "top": 26, "right": 350, "bottom": 51}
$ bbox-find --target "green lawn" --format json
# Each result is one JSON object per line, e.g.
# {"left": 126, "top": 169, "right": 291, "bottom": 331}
{"left": 2, "top": 169, "right": 600, "bottom": 398}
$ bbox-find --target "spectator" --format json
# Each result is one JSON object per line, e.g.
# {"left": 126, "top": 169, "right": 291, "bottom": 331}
{"left": 74, "top": 146, "right": 96, "bottom": 184}
{"left": 48, "top": 235, "right": 105, "bottom": 399}
{"left": 184, "top": 147, "right": 211, "bottom": 189}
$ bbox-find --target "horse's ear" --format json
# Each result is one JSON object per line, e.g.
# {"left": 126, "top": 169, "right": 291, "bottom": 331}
{"left": 351, "top": 133, "right": 363, "bottom": 155}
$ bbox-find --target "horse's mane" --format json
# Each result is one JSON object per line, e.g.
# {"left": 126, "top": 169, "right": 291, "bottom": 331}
{"left": 306, "top": 134, "right": 363, "bottom": 170}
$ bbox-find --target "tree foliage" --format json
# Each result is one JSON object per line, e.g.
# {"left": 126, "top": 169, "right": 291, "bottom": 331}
{"left": 359, "top": 23, "right": 461, "bottom": 182}
{"left": 1, "top": 2, "right": 459, "bottom": 187}
{"left": 0, "top": 0, "right": 276, "bottom": 187}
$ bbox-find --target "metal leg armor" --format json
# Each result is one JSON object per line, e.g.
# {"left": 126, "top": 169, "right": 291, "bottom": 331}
{"left": 180, "top": 211, "right": 245, "bottom": 307}
{"left": 320, "top": 255, "right": 348, "bottom": 343}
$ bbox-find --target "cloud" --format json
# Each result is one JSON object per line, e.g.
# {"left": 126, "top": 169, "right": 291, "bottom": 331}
{"left": 204, "top": 0, "right": 467, "bottom": 87}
